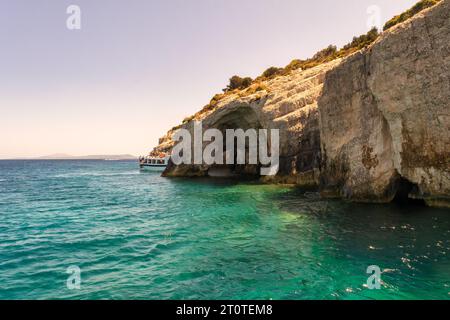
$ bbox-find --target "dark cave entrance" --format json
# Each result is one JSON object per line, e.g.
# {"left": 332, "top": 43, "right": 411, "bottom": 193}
{"left": 392, "top": 176, "right": 426, "bottom": 205}
{"left": 207, "top": 106, "right": 262, "bottom": 179}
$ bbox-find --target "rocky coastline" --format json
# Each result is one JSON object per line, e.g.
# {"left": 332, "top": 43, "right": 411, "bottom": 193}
{"left": 153, "top": 0, "right": 449, "bottom": 208}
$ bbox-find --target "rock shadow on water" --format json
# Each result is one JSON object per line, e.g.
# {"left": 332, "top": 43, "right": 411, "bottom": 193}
{"left": 267, "top": 186, "right": 450, "bottom": 296}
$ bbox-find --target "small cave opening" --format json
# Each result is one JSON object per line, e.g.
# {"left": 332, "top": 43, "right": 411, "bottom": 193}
{"left": 392, "top": 176, "right": 426, "bottom": 206}
{"left": 207, "top": 106, "right": 263, "bottom": 179}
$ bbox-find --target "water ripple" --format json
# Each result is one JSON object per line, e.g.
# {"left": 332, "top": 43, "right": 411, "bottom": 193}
{"left": 0, "top": 160, "right": 449, "bottom": 300}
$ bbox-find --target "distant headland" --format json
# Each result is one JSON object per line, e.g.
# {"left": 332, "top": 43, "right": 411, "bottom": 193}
{"left": 6, "top": 154, "right": 137, "bottom": 160}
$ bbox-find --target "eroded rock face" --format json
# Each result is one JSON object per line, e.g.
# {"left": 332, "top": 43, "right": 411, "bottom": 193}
{"left": 318, "top": 0, "right": 450, "bottom": 206}
{"left": 154, "top": 0, "right": 449, "bottom": 207}
{"left": 158, "top": 59, "right": 342, "bottom": 186}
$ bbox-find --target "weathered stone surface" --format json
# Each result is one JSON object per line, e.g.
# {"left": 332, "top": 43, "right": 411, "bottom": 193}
{"left": 157, "top": 60, "right": 342, "bottom": 186}
{"left": 318, "top": 0, "right": 450, "bottom": 206}
{"left": 154, "top": 0, "right": 449, "bottom": 207}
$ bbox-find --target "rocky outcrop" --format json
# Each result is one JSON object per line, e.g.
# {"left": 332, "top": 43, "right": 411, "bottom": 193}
{"left": 158, "top": 59, "right": 342, "bottom": 186}
{"left": 154, "top": 0, "right": 449, "bottom": 207}
{"left": 318, "top": 0, "right": 449, "bottom": 207}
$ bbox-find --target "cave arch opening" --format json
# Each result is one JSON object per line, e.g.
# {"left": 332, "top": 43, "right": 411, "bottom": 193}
{"left": 207, "top": 106, "right": 263, "bottom": 179}
{"left": 392, "top": 176, "right": 426, "bottom": 206}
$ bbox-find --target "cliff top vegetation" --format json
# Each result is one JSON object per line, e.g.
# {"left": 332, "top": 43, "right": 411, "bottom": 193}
{"left": 383, "top": 0, "right": 441, "bottom": 31}
{"left": 176, "top": 0, "right": 442, "bottom": 129}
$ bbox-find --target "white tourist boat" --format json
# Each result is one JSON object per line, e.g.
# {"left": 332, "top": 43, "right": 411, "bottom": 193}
{"left": 139, "top": 154, "right": 170, "bottom": 171}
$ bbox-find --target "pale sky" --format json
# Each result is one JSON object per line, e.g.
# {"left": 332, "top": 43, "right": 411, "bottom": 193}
{"left": 0, "top": 0, "right": 418, "bottom": 158}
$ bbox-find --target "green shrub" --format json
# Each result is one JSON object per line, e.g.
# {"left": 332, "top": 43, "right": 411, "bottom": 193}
{"left": 262, "top": 67, "right": 283, "bottom": 79}
{"left": 312, "top": 45, "right": 338, "bottom": 61}
{"left": 337, "top": 27, "right": 380, "bottom": 57}
{"left": 241, "top": 77, "right": 253, "bottom": 88}
{"left": 224, "top": 75, "right": 253, "bottom": 92}
{"left": 284, "top": 59, "right": 304, "bottom": 72}
{"left": 342, "top": 27, "right": 379, "bottom": 50}
{"left": 383, "top": 0, "right": 441, "bottom": 31}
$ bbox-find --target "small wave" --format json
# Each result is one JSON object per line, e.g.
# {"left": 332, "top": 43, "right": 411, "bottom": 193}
{"left": 52, "top": 171, "right": 140, "bottom": 178}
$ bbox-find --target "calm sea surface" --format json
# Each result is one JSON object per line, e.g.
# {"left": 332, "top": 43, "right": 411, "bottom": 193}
{"left": 0, "top": 160, "right": 449, "bottom": 299}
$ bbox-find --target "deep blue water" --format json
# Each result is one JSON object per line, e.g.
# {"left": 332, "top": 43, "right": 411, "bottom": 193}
{"left": 0, "top": 160, "right": 449, "bottom": 300}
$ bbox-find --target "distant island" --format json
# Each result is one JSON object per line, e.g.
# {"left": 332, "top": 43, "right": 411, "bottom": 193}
{"left": 14, "top": 153, "right": 137, "bottom": 160}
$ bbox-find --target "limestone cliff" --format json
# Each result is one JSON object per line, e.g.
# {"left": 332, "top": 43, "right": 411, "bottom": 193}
{"left": 319, "top": 0, "right": 449, "bottom": 207}
{"left": 157, "top": 59, "right": 342, "bottom": 186}
{"left": 154, "top": 0, "right": 449, "bottom": 207}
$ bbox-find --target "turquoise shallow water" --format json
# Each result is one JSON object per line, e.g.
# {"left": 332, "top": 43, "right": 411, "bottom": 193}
{"left": 0, "top": 160, "right": 449, "bottom": 300}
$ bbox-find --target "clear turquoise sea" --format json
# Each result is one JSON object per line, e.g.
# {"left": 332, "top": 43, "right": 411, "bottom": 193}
{"left": 0, "top": 160, "right": 449, "bottom": 300}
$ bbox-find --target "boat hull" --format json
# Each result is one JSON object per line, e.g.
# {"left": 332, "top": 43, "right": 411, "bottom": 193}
{"left": 139, "top": 164, "right": 167, "bottom": 172}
